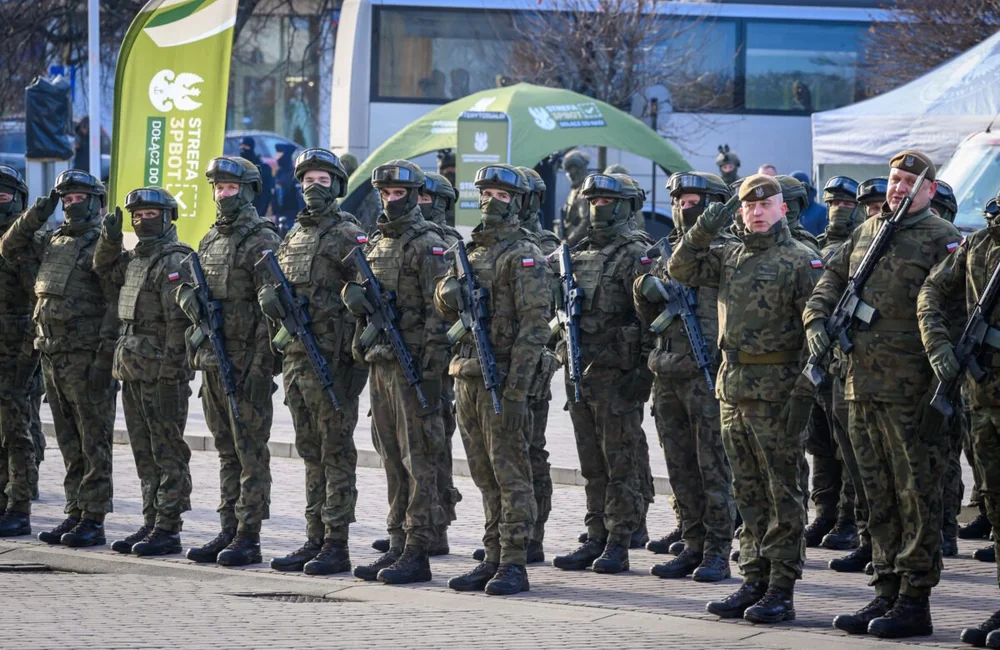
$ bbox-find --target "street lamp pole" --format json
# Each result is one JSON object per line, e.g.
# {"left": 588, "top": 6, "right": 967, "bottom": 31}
{"left": 88, "top": 0, "right": 100, "bottom": 178}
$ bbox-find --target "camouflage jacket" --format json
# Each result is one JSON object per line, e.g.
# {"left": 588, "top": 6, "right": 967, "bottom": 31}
{"left": 669, "top": 219, "right": 821, "bottom": 403}
{"left": 803, "top": 205, "right": 963, "bottom": 403}
{"left": 434, "top": 219, "right": 552, "bottom": 403}
{"left": 562, "top": 185, "right": 590, "bottom": 247}
{"left": 425, "top": 205, "right": 462, "bottom": 247}
{"left": 0, "top": 206, "right": 118, "bottom": 357}
{"left": 360, "top": 208, "right": 451, "bottom": 379}
{"left": 523, "top": 213, "right": 561, "bottom": 256}
{"left": 0, "top": 220, "right": 37, "bottom": 364}
{"left": 918, "top": 228, "right": 999, "bottom": 408}
{"left": 189, "top": 206, "right": 282, "bottom": 376}
{"left": 93, "top": 226, "right": 194, "bottom": 384}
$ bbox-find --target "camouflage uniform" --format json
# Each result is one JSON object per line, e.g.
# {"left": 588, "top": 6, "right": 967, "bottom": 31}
{"left": 669, "top": 214, "right": 819, "bottom": 590}
{"left": 93, "top": 221, "right": 194, "bottom": 532}
{"left": 805, "top": 205, "right": 962, "bottom": 599}
{"left": 560, "top": 150, "right": 591, "bottom": 247}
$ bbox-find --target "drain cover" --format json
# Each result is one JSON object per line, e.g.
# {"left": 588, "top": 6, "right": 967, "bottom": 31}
{"left": 0, "top": 563, "right": 53, "bottom": 573}
{"left": 230, "top": 592, "right": 343, "bottom": 603}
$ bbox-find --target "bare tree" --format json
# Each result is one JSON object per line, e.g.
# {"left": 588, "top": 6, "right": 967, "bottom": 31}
{"left": 863, "top": 0, "right": 1000, "bottom": 96}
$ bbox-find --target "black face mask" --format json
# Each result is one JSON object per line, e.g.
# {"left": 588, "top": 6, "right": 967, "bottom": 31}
{"left": 133, "top": 212, "right": 166, "bottom": 240}
{"left": 383, "top": 190, "right": 417, "bottom": 221}
{"left": 679, "top": 204, "right": 704, "bottom": 231}
{"left": 303, "top": 183, "right": 336, "bottom": 212}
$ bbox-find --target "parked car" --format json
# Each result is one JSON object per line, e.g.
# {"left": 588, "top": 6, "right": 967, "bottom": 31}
{"left": 0, "top": 118, "right": 110, "bottom": 182}
{"left": 224, "top": 130, "right": 303, "bottom": 175}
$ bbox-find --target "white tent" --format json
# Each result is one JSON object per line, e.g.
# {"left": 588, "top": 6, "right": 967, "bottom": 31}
{"left": 812, "top": 29, "right": 1000, "bottom": 181}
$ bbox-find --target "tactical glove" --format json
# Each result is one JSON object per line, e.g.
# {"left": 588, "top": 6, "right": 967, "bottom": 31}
{"left": 419, "top": 378, "right": 443, "bottom": 415}
{"left": 246, "top": 374, "right": 274, "bottom": 404}
{"left": 438, "top": 276, "right": 463, "bottom": 312}
{"left": 637, "top": 274, "right": 665, "bottom": 304}
{"left": 103, "top": 207, "right": 124, "bottom": 241}
{"left": 916, "top": 391, "right": 947, "bottom": 439}
{"left": 698, "top": 200, "right": 732, "bottom": 234}
{"left": 175, "top": 284, "right": 203, "bottom": 324}
{"left": 344, "top": 366, "right": 369, "bottom": 400}
{"left": 341, "top": 281, "right": 374, "bottom": 316}
{"left": 14, "top": 357, "right": 39, "bottom": 388}
{"left": 257, "top": 285, "right": 286, "bottom": 322}
{"left": 805, "top": 321, "right": 831, "bottom": 359}
{"left": 782, "top": 395, "right": 814, "bottom": 440}
{"left": 32, "top": 188, "right": 60, "bottom": 223}
{"left": 620, "top": 366, "right": 654, "bottom": 402}
{"left": 501, "top": 397, "right": 529, "bottom": 431}
{"left": 928, "top": 342, "right": 960, "bottom": 383}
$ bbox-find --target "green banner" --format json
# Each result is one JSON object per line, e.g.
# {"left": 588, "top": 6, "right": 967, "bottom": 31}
{"left": 455, "top": 111, "right": 510, "bottom": 227}
{"left": 110, "top": 0, "right": 238, "bottom": 245}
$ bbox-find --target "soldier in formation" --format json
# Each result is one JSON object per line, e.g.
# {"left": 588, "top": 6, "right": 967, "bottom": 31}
{"left": 559, "top": 149, "right": 591, "bottom": 246}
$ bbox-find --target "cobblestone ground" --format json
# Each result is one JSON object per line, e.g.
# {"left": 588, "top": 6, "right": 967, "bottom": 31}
{"left": 1, "top": 443, "right": 992, "bottom": 649}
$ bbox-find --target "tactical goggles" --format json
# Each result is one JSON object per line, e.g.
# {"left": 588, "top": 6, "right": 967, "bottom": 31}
{"left": 206, "top": 157, "right": 246, "bottom": 180}
{"left": 475, "top": 166, "right": 521, "bottom": 188}
{"left": 985, "top": 199, "right": 999, "bottom": 219}
{"left": 857, "top": 178, "right": 888, "bottom": 203}
{"left": 824, "top": 176, "right": 859, "bottom": 197}
{"left": 125, "top": 188, "right": 171, "bottom": 210}
{"left": 55, "top": 170, "right": 99, "bottom": 190}
{"left": 0, "top": 165, "right": 21, "bottom": 182}
{"left": 373, "top": 165, "right": 419, "bottom": 184}
{"left": 582, "top": 174, "right": 624, "bottom": 195}
{"left": 295, "top": 148, "right": 341, "bottom": 170}
{"left": 423, "top": 175, "right": 447, "bottom": 196}
{"left": 667, "top": 173, "right": 709, "bottom": 197}
{"left": 934, "top": 180, "right": 955, "bottom": 200}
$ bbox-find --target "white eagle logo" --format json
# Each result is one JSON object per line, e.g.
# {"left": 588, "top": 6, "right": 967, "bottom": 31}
{"left": 149, "top": 70, "right": 204, "bottom": 112}
{"left": 529, "top": 106, "right": 556, "bottom": 131}
{"left": 474, "top": 131, "right": 489, "bottom": 152}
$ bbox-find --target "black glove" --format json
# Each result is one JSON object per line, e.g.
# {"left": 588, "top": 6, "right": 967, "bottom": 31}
{"left": 620, "top": 367, "right": 654, "bottom": 402}
{"left": 32, "top": 188, "right": 60, "bottom": 222}
{"left": 501, "top": 397, "right": 529, "bottom": 431}
{"left": 246, "top": 374, "right": 274, "bottom": 404}
{"left": 14, "top": 357, "right": 39, "bottom": 387}
{"left": 419, "top": 378, "right": 442, "bottom": 415}
{"left": 344, "top": 366, "right": 369, "bottom": 400}
{"left": 916, "top": 391, "right": 947, "bottom": 439}
{"left": 782, "top": 396, "right": 814, "bottom": 440}
{"left": 104, "top": 207, "right": 124, "bottom": 241}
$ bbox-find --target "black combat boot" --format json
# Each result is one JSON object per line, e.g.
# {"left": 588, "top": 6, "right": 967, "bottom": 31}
{"left": 730, "top": 549, "right": 740, "bottom": 562}
{"left": 867, "top": 594, "right": 933, "bottom": 638}
{"left": 448, "top": 562, "right": 498, "bottom": 592}
{"left": 111, "top": 524, "right": 153, "bottom": 554}
{"left": 630, "top": 522, "right": 649, "bottom": 549}
{"left": 821, "top": 521, "right": 859, "bottom": 550}
{"left": 270, "top": 537, "right": 323, "bottom": 572}
{"left": 472, "top": 548, "right": 486, "bottom": 561}
{"left": 429, "top": 529, "right": 450, "bottom": 557}
{"left": 805, "top": 517, "right": 836, "bottom": 548}
{"left": 987, "top": 630, "right": 1000, "bottom": 649}
{"left": 186, "top": 528, "right": 236, "bottom": 563}
{"left": 706, "top": 580, "right": 768, "bottom": 619}
{"left": 744, "top": 585, "right": 795, "bottom": 624}
{"left": 371, "top": 538, "right": 390, "bottom": 553}
{"left": 577, "top": 531, "right": 588, "bottom": 544}
{"left": 377, "top": 545, "right": 431, "bottom": 584}
{"left": 304, "top": 539, "right": 351, "bottom": 575}
{"left": 38, "top": 517, "right": 79, "bottom": 545}
{"left": 976, "top": 545, "right": 996, "bottom": 563}
{"left": 645, "top": 527, "right": 682, "bottom": 554}
{"left": 552, "top": 538, "right": 605, "bottom": 571}
{"left": 961, "top": 608, "right": 1000, "bottom": 647}
{"left": 526, "top": 539, "right": 545, "bottom": 564}
{"left": 669, "top": 541, "right": 685, "bottom": 555}
{"left": 132, "top": 528, "right": 182, "bottom": 556}
{"left": 833, "top": 596, "right": 895, "bottom": 634}
{"left": 60, "top": 519, "right": 106, "bottom": 547}
{"left": 216, "top": 532, "right": 263, "bottom": 567}
{"left": 651, "top": 548, "right": 702, "bottom": 579}
{"left": 592, "top": 542, "right": 629, "bottom": 574}
{"left": 485, "top": 563, "right": 529, "bottom": 596}
{"left": 829, "top": 541, "right": 872, "bottom": 572}
{"left": 960, "top": 513, "right": 993, "bottom": 540}
{"left": 0, "top": 511, "right": 31, "bottom": 537}
{"left": 354, "top": 547, "right": 401, "bottom": 581}
{"left": 692, "top": 554, "right": 731, "bottom": 582}
{"left": 942, "top": 533, "right": 959, "bottom": 557}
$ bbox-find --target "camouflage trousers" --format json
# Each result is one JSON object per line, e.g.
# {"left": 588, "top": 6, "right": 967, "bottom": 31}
{"left": 369, "top": 362, "right": 446, "bottom": 550}
{"left": 456, "top": 377, "right": 536, "bottom": 565}
{"left": 721, "top": 399, "right": 807, "bottom": 589}
{"left": 284, "top": 363, "right": 360, "bottom": 541}
{"left": 830, "top": 376, "right": 869, "bottom": 542}
{"left": 635, "top": 415, "right": 655, "bottom": 525}
{"left": 121, "top": 380, "right": 192, "bottom": 532}
{"left": 965, "top": 413, "right": 986, "bottom": 512}
{"left": 0, "top": 355, "right": 38, "bottom": 514}
{"left": 808, "top": 384, "right": 857, "bottom": 524}
{"left": 437, "top": 375, "right": 461, "bottom": 528}
{"left": 567, "top": 366, "right": 643, "bottom": 547}
{"left": 942, "top": 408, "right": 968, "bottom": 539}
{"left": 849, "top": 399, "right": 949, "bottom": 598}
{"left": 652, "top": 375, "right": 735, "bottom": 558}
{"left": 42, "top": 350, "right": 116, "bottom": 520}
{"left": 970, "top": 407, "right": 1000, "bottom": 585}
{"left": 201, "top": 369, "right": 273, "bottom": 534}
{"left": 527, "top": 394, "right": 553, "bottom": 544}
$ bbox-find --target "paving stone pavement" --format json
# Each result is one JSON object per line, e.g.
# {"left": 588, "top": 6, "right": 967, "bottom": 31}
{"left": 1, "top": 443, "right": 994, "bottom": 649}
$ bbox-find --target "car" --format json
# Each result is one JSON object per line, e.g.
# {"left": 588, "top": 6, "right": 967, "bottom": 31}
{"left": 224, "top": 130, "right": 303, "bottom": 175}
{"left": 0, "top": 118, "right": 110, "bottom": 183}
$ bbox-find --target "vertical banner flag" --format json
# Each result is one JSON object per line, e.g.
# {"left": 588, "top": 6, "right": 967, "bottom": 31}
{"left": 110, "top": 0, "right": 238, "bottom": 245}
{"left": 455, "top": 111, "right": 511, "bottom": 227}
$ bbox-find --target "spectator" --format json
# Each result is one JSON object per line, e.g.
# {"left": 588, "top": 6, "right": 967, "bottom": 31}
{"left": 239, "top": 136, "right": 274, "bottom": 218}
{"left": 792, "top": 170, "right": 828, "bottom": 236}
{"left": 73, "top": 117, "right": 90, "bottom": 171}
{"left": 758, "top": 164, "right": 778, "bottom": 176}
{"left": 272, "top": 143, "right": 303, "bottom": 235}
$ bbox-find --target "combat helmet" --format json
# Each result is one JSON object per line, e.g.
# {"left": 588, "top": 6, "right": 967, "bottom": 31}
{"left": 294, "top": 148, "right": 349, "bottom": 197}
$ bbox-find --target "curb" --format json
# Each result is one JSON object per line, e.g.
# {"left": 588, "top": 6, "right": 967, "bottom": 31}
{"left": 41, "top": 422, "right": 674, "bottom": 495}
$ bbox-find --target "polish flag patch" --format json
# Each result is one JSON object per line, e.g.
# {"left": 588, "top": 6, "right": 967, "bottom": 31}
{"left": 640, "top": 256, "right": 652, "bottom": 265}
{"left": 356, "top": 234, "right": 368, "bottom": 244}
{"left": 168, "top": 272, "right": 181, "bottom": 282}
{"left": 947, "top": 241, "right": 960, "bottom": 252}
{"left": 522, "top": 258, "right": 535, "bottom": 267}
{"left": 810, "top": 259, "right": 823, "bottom": 269}
{"left": 431, "top": 246, "right": 445, "bottom": 256}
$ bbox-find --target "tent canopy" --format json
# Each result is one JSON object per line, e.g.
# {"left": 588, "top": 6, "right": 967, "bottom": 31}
{"left": 812, "top": 29, "right": 1000, "bottom": 167}
{"left": 344, "top": 82, "right": 691, "bottom": 200}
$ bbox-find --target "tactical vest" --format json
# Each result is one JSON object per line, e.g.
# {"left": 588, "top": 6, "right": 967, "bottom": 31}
{"left": 279, "top": 218, "right": 340, "bottom": 285}
{"left": 464, "top": 235, "right": 521, "bottom": 359}
{"left": 35, "top": 229, "right": 102, "bottom": 305}
{"left": 118, "top": 245, "right": 189, "bottom": 323}
{"left": 198, "top": 220, "right": 272, "bottom": 301}
{"left": 366, "top": 220, "right": 436, "bottom": 350}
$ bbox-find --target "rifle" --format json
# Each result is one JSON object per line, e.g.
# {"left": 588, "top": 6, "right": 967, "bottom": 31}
{"left": 549, "top": 243, "right": 584, "bottom": 402}
{"left": 255, "top": 250, "right": 341, "bottom": 412}
{"left": 180, "top": 251, "right": 241, "bottom": 427}
{"left": 802, "top": 168, "right": 928, "bottom": 386}
{"left": 445, "top": 240, "right": 501, "bottom": 414}
{"left": 343, "top": 246, "right": 428, "bottom": 408}
{"left": 930, "top": 257, "right": 1000, "bottom": 418}
{"left": 645, "top": 237, "right": 715, "bottom": 390}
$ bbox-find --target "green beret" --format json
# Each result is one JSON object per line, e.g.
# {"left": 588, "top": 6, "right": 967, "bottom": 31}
{"left": 889, "top": 149, "right": 936, "bottom": 181}
{"left": 738, "top": 174, "right": 782, "bottom": 202}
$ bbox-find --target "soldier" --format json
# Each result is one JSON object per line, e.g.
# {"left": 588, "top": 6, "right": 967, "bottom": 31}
{"left": 435, "top": 164, "right": 551, "bottom": 595}
{"left": 92, "top": 188, "right": 194, "bottom": 556}
{"left": 560, "top": 149, "right": 591, "bottom": 246}
{"left": 551, "top": 172, "right": 654, "bottom": 576}
{"left": 436, "top": 151, "right": 457, "bottom": 226}
{"left": 716, "top": 145, "right": 741, "bottom": 185}
{"left": 633, "top": 171, "right": 736, "bottom": 582}
{"left": 175, "top": 156, "right": 282, "bottom": 567}
{"left": 260, "top": 149, "right": 370, "bottom": 575}
{"left": 806, "top": 150, "right": 963, "bottom": 638}
{"left": 0, "top": 166, "right": 39, "bottom": 537}
{"left": 340, "top": 159, "right": 451, "bottom": 585}
{"left": 670, "top": 174, "right": 820, "bottom": 625}
{"left": 856, "top": 178, "right": 888, "bottom": 220}
{"left": 918, "top": 195, "right": 1000, "bottom": 647}
{"left": 0, "top": 170, "right": 118, "bottom": 547}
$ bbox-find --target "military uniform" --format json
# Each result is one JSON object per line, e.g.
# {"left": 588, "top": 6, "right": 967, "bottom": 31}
{"left": 559, "top": 150, "right": 591, "bottom": 246}
{"left": 0, "top": 171, "right": 118, "bottom": 546}
{"left": 93, "top": 191, "right": 194, "bottom": 554}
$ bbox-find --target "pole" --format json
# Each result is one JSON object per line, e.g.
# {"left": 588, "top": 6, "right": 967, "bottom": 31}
{"left": 650, "top": 98, "right": 659, "bottom": 217}
{"left": 88, "top": 0, "right": 100, "bottom": 178}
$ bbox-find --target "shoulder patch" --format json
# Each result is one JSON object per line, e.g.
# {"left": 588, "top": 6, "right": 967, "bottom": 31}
{"left": 168, "top": 272, "right": 181, "bottom": 282}
{"left": 810, "top": 259, "right": 823, "bottom": 269}
{"left": 640, "top": 255, "right": 652, "bottom": 265}
{"left": 946, "top": 240, "right": 960, "bottom": 252}
{"left": 522, "top": 258, "right": 536, "bottom": 267}
{"left": 356, "top": 234, "right": 368, "bottom": 244}
{"left": 430, "top": 246, "right": 445, "bottom": 256}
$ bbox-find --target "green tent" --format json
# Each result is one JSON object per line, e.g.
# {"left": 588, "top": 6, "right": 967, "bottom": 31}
{"left": 344, "top": 82, "right": 691, "bottom": 198}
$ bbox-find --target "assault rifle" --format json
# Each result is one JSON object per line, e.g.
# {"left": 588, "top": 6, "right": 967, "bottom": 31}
{"left": 549, "top": 243, "right": 584, "bottom": 402}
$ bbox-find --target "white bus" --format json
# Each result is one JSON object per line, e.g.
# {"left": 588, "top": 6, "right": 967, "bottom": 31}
{"left": 330, "top": 0, "right": 892, "bottom": 215}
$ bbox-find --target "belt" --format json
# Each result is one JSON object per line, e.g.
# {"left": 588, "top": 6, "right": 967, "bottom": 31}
{"left": 723, "top": 349, "right": 800, "bottom": 365}
{"left": 872, "top": 319, "right": 919, "bottom": 332}
{"left": 0, "top": 314, "right": 31, "bottom": 334}
{"left": 37, "top": 319, "right": 100, "bottom": 339}
{"left": 122, "top": 322, "right": 162, "bottom": 338}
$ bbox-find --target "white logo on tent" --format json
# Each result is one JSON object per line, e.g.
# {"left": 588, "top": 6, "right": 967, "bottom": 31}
{"left": 469, "top": 97, "right": 497, "bottom": 112}
{"left": 920, "top": 40, "right": 1000, "bottom": 104}
{"left": 529, "top": 106, "right": 556, "bottom": 130}
{"left": 474, "top": 131, "right": 489, "bottom": 152}
{"left": 149, "top": 70, "right": 204, "bottom": 112}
